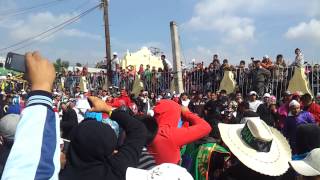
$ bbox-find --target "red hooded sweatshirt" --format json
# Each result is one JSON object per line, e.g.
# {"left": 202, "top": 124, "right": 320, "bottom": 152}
{"left": 306, "top": 102, "right": 320, "bottom": 124}
{"left": 148, "top": 100, "right": 211, "bottom": 164}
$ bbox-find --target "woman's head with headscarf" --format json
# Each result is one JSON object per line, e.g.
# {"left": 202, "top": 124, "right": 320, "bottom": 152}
{"left": 68, "top": 120, "right": 117, "bottom": 165}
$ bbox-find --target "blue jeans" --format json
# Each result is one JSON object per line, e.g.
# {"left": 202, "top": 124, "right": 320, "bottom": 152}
{"left": 112, "top": 71, "right": 119, "bottom": 87}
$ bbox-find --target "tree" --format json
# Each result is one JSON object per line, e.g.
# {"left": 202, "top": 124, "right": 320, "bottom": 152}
{"left": 61, "top": 61, "right": 69, "bottom": 69}
{"left": 54, "top": 58, "right": 70, "bottom": 72}
{"left": 76, "top": 63, "right": 82, "bottom": 67}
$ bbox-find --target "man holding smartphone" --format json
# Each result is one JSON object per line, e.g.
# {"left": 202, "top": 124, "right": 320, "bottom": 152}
{"left": 2, "top": 52, "right": 61, "bottom": 179}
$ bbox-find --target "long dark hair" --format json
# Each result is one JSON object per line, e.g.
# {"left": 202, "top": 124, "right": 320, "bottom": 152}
{"left": 134, "top": 115, "right": 158, "bottom": 145}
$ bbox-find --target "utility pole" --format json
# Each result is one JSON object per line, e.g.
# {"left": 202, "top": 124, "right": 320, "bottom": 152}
{"left": 102, "top": 0, "right": 112, "bottom": 85}
{"left": 170, "top": 21, "right": 184, "bottom": 94}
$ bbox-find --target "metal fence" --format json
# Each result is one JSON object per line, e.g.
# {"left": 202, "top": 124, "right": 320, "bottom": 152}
{"left": 182, "top": 65, "right": 320, "bottom": 99}
{"left": 55, "top": 65, "right": 320, "bottom": 99}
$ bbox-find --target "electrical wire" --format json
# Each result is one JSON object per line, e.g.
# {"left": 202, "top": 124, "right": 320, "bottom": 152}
{"left": 0, "top": 0, "right": 64, "bottom": 16}
{"left": 0, "top": 3, "right": 101, "bottom": 53}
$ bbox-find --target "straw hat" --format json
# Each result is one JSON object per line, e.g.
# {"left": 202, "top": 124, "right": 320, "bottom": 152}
{"left": 126, "top": 163, "right": 193, "bottom": 180}
{"left": 289, "top": 148, "right": 320, "bottom": 176}
{"left": 218, "top": 119, "right": 292, "bottom": 176}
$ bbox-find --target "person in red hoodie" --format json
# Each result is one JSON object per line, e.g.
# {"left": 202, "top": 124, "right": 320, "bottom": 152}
{"left": 112, "top": 89, "right": 131, "bottom": 107}
{"left": 148, "top": 100, "right": 211, "bottom": 165}
{"left": 301, "top": 93, "right": 320, "bottom": 125}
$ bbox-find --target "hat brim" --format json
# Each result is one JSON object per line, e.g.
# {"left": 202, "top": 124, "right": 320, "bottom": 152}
{"left": 218, "top": 123, "right": 292, "bottom": 176}
{"left": 289, "top": 160, "right": 320, "bottom": 176}
{"left": 126, "top": 167, "right": 148, "bottom": 180}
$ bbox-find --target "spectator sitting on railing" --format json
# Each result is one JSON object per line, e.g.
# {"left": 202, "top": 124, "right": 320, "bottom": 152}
{"left": 261, "top": 55, "right": 273, "bottom": 70}
{"left": 220, "top": 59, "right": 229, "bottom": 71}
{"left": 212, "top": 54, "right": 220, "bottom": 65}
{"left": 161, "top": 55, "right": 172, "bottom": 72}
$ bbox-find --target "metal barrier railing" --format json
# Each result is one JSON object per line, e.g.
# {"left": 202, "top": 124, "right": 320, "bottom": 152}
{"left": 53, "top": 65, "right": 320, "bottom": 99}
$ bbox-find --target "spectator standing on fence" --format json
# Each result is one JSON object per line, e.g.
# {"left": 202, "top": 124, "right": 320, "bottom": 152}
{"left": 235, "top": 60, "right": 246, "bottom": 83}
{"left": 212, "top": 59, "right": 222, "bottom": 92}
{"left": 111, "top": 52, "right": 120, "bottom": 87}
{"left": 272, "top": 54, "right": 287, "bottom": 99}
{"left": 301, "top": 93, "right": 320, "bottom": 125}
{"left": 248, "top": 91, "right": 262, "bottom": 112}
{"left": 156, "top": 68, "right": 164, "bottom": 92}
{"left": 249, "top": 60, "right": 271, "bottom": 97}
{"left": 261, "top": 55, "right": 273, "bottom": 70}
{"left": 65, "top": 71, "right": 74, "bottom": 92}
{"left": 284, "top": 100, "right": 316, "bottom": 153}
{"left": 161, "top": 55, "right": 172, "bottom": 72}
{"left": 293, "top": 48, "right": 305, "bottom": 67}
{"left": 127, "top": 66, "right": 135, "bottom": 91}
{"left": 143, "top": 65, "right": 152, "bottom": 92}
{"left": 212, "top": 54, "right": 220, "bottom": 64}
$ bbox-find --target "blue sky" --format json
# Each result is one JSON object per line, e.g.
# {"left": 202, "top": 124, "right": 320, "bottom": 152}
{"left": 0, "top": 0, "right": 319, "bottom": 66}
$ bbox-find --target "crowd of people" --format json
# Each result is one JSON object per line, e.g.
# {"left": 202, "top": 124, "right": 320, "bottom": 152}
{"left": 53, "top": 48, "right": 320, "bottom": 101}
{"left": 0, "top": 51, "right": 319, "bottom": 180}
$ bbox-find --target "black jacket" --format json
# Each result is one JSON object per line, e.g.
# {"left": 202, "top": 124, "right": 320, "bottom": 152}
{"left": 257, "top": 103, "right": 278, "bottom": 127}
{"left": 60, "top": 110, "right": 147, "bottom": 180}
{"left": 249, "top": 67, "right": 271, "bottom": 83}
{"left": 61, "top": 108, "right": 78, "bottom": 140}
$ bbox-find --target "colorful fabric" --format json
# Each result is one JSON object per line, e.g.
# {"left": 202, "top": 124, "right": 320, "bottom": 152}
{"left": 195, "top": 143, "right": 230, "bottom": 180}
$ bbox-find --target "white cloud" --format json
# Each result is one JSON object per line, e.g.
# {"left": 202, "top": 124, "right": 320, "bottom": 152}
{"left": 62, "top": 29, "right": 102, "bottom": 40}
{"left": 4, "top": 11, "right": 100, "bottom": 41}
{"left": 285, "top": 19, "right": 320, "bottom": 40}
{"left": 184, "top": 0, "right": 262, "bottom": 44}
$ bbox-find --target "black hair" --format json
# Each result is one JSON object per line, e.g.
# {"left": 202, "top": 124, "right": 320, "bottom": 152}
{"left": 220, "top": 89, "right": 227, "bottom": 94}
{"left": 134, "top": 115, "right": 158, "bottom": 145}
{"left": 180, "top": 93, "right": 188, "bottom": 97}
{"left": 239, "top": 101, "right": 250, "bottom": 109}
{"left": 301, "top": 93, "right": 312, "bottom": 103}
{"left": 240, "top": 60, "right": 245, "bottom": 64}
{"left": 276, "top": 54, "right": 283, "bottom": 59}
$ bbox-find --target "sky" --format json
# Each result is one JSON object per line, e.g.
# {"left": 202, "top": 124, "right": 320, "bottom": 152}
{"left": 0, "top": 0, "right": 319, "bottom": 66}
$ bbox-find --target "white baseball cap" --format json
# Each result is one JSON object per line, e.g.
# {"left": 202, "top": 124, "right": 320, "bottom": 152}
{"left": 263, "top": 93, "right": 271, "bottom": 98}
{"left": 113, "top": 52, "right": 118, "bottom": 56}
{"left": 126, "top": 163, "right": 193, "bottom": 180}
{"left": 249, "top": 91, "right": 257, "bottom": 96}
{"left": 289, "top": 148, "right": 320, "bottom": 176}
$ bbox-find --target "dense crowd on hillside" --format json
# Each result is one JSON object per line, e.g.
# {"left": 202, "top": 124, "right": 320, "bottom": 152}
{"left": 0, "top": 50, "right": 319, "bottom": 180}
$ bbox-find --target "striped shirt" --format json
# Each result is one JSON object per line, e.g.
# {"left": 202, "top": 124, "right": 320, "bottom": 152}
{"left": 137, "top": 148, "right": 156, "bottom": 170}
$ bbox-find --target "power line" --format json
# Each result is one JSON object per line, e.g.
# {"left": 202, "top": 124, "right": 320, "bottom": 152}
{"left": 0, "top": 3, "right": 101, "bottom": 53}
{"left": 0, "top": 0, "right": 64, "bottom": 15}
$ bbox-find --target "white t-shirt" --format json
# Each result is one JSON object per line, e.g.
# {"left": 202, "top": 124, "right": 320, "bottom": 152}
{"left": 111, "top": 57, "right": 120, "bottom": 71}
{"left": 181, "top": 99, "right": 190, "bottom": 107}
{"left": 101, "top": 96, "right": 108, "bottom": 102}
{"left": 164, "top": 59, "right": 173, "bottom": 69}
{"left": 249, "top": 100, "right": 262, "bottom": 112}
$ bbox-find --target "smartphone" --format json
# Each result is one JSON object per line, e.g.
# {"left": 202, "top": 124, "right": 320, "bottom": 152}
{"left": 5, "top": 52, "right": 26, "bottom": 73}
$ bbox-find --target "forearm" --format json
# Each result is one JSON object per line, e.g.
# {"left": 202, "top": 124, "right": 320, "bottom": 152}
{"left": 109, "top": 110, "right": 147, "bottom": 174}
{"left": 2, "top": 91, "right": 60, "bottom": 180}
{"left": 174, "top": 111, "right": 212, "bottom": 146}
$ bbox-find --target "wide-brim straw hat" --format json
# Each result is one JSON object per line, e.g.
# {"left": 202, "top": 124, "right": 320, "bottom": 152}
{"left": 218, "top": 119, "right": 292, "bottom": 176}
